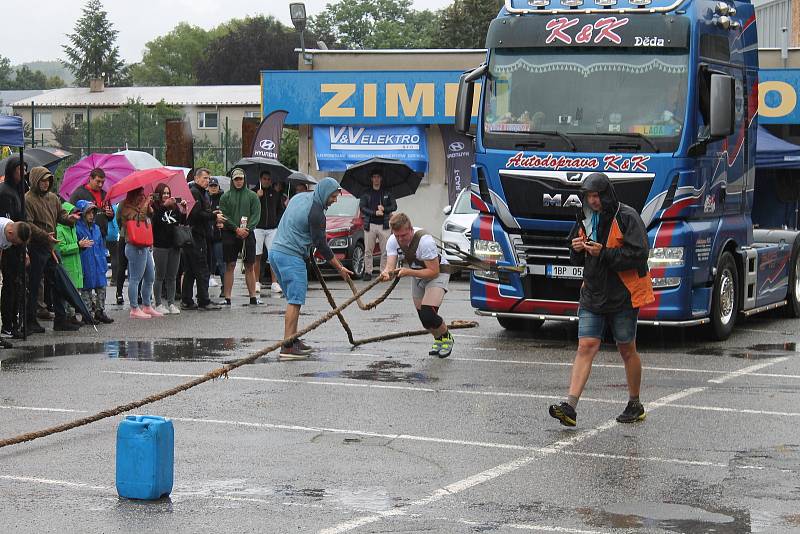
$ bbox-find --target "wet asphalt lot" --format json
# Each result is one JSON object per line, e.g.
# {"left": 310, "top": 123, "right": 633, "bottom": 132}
{"left": 1, "top": 277, "right": 800, "bottom": 533}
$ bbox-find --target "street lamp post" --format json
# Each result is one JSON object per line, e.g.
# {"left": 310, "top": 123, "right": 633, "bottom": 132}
{"left": 289, "top": 2, "right": 312, "bottom": 66}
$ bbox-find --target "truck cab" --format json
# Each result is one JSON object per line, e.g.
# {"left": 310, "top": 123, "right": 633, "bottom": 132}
{"left": 456, "top": 0, "right": 800, "bottom": 340}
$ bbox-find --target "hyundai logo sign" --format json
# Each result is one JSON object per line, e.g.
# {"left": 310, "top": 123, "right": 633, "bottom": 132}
{"left": 259, "top": 139, "right": 276, "bottom": 151}
{"left": 449, "top": 141, "right": 465, "bottom": 152}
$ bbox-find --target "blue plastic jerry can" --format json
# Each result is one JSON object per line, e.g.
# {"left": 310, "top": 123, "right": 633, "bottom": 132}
{"left": 115, "top": 415, "right": 174, "bottom": 500}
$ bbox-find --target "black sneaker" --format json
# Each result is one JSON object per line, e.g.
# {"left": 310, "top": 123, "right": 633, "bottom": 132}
{"left": 616, "top": 400, "right": 646, "bottom": 423}
{"left": 279, "top": 342, "right": 310, "bottom": 361}
{"left": 25, "top": 320, "right": 45, "bottom": 335}
{"left": 362, "top": 273, "right": 372, "bottom": 281}
{"left": 548, "top": 402, "right": 577, "bottom": 427}
{"left": 53, "top": 319, "right": 80, "bottom": 332}
{"left": 222, "top": 298, "right": 232, "bottom": 306}
{"left": 181, "top": 301, "right": 198, "bottom": 310}
{"left": 116, "top": 295, "right": 124, "bottom": 305}
{"left": 249, "top": 297, "right": 262, "bottom": 305}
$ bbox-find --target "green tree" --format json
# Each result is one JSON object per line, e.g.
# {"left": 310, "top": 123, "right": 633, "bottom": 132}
{"left": 130, "top": 23, "right": 214, "bottom": 86}
{"left": 62, "top": 0, "right": 126, "bottom": 86}
{"left": 195, "top": 16, "right": 313, "bottom": 85}
{"left": 434, "top": 0, "right": 500, "bottom": 49}
{"left": 46, "top": 75, "right": 67, "bottom": 89}
{"left": 279, "top": 128, "right": 298, "bottom": 170}
{"left": 52, "top": 117, "right": 81, "bottom": 151}
{"left": 12, "top": 66, "right": 48, "bottom": 90}
{"left": 310, "top": 0, "right": 439, "bottom": 49}
{"left": 73, "top": 99, "right": 184, "bottom": 153}
{"left": 0, "top": 56, "right": 13, "bottom": 89}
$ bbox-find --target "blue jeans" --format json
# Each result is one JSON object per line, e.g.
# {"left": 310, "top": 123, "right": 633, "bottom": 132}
{"left": 578, "top": 307, "right": 639, "bottom": 344}
{"left": 125, "top": 244, "right": 155, "bottom": 308}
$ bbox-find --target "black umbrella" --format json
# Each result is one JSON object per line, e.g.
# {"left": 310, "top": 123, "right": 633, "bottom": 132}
{"left": 340, "top": 157, "right": 422, "bottom": 199}
{"left": 0, "top": 147, "right": 72, "bottom": 176}
{"left": 52, "top": 263, "right": 97, "bottom": 330}
{"left": 231, "top": 157, "right": 293, "bottom": 188}
{"left": 287, "top": 171, "right": 318, "bottom": 187}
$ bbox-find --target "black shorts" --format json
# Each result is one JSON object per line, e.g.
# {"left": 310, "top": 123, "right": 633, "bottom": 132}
{"left": 222, "top": 230, "right": 256, "bottom": 264}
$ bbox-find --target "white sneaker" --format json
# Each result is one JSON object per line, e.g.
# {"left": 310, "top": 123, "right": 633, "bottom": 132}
{"left": 271, "top": 282, "right": 282, "bottom": 293}
{"left": 209, "top": 277, "right": 219, "bottom": 287}
{"left": 154, "top": 304, "right": 170, "bottom": 315}
{"left": 255, "top": 282, "right": 261, "bottom": 293}
{"left": 168, "top": 303, "right": 181, "bottom": 315}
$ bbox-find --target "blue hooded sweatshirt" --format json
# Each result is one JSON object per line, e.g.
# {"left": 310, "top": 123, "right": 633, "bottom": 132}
{"left": 271, "top": 177, "right": 339, "bottom": 260}
{"left": 75, "top": 199, "right": 108, "bottom": 289}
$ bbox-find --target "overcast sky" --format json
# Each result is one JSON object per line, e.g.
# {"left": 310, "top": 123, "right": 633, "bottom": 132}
{"left": 4, "top": 0, "right": 455, "bottom": 65}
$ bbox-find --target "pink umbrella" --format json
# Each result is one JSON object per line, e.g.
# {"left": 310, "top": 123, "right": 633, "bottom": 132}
{"left": 60, "top": 153, "right": 136, "bottom": 200}
{"left": 107, "top": 167, "right": 195, "bottom": 213}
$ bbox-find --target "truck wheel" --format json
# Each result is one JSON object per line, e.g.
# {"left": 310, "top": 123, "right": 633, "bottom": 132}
{"left": 708, "top": 251, "right": 738, "bottom": 340}
{"left": 785, "top": 246, "right": 800, "bottom": 318}
{"left": 351, "top": 242, "right": 365, "bottom": 280}
{"left": 497, "top": 316, "right": 544, "bottom": 332}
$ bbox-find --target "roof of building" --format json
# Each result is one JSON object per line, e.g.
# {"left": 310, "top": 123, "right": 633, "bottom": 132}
{"left": 11, "top": 85, "right": 260, "bottom": 108}
{"left": 1, "top": 90, "right": 48, "bottom": 113}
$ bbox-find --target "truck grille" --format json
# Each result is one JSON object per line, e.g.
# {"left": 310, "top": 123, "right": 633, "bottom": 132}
{"left": 513, "top": 230, "right": 580, "bottom": 302}
{"left": 513, "top": 231, "right": 571, "bottom": 263}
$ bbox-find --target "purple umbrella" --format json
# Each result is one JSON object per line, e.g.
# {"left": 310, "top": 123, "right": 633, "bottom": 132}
{"left": 59, "top": 153, "right": 136, "bottom": 200}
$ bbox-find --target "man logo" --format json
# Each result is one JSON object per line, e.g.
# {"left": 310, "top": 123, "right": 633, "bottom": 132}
{"left": 259, "top": 139, "right": 276, "bottom": 151}
{"left": 566, "top": 172, "right": 583, "bottom": 182}
{"left": 449, "top": 141, "right": 465, "bottom": 152}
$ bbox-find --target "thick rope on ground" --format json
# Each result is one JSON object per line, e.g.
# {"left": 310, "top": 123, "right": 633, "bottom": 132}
{"left": 0, "top": 276, "right": 390, "bottom": 449}
{"left": 310, "top": 261, "right": 477, "bottom": 347}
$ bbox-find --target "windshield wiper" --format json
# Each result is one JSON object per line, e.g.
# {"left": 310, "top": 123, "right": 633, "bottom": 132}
{"left": 526, "top": 130, "right": 576, "bottom": 151}
{"left": 589, "top": 132, "right": 659, "bottom": 153}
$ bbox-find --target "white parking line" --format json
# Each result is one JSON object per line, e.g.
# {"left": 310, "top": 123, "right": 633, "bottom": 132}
{"left": 101, "top": 369, "right": 800, "bottom": 417}
{"left": 450, "top": 356, "right": 800, "bottom": 379}
{"left": 708, "top": 358, "right": 790, "bottom": 384}
{"left": 317, "top": 355, "right": 789, "bottom": 533}
{"left": 0, "top": 475, "right": 108, "bottom": 491}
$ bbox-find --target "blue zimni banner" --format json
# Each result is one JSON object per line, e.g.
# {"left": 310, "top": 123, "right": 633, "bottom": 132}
{"left": 313, "top": 125, "right": 428, "bottom": 172}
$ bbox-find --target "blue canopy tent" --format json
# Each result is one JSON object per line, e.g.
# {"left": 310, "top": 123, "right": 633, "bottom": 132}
{"left": 0, "top": 115, "right": 28, "bottom": 340}
{"left": 756, "top": 126, "right": 800, "bottom": 169}
{"left": 753, "top": 126, "right": 800, "bottom": 229}
{"left": 0, "top": 115, "right": 24, "bottom": 147}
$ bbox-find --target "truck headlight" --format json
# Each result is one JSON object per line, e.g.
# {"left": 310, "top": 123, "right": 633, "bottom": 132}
{"left": 473, "top": 239, "right": 504, "bottom": 261}
{"left": 444, "top": 222, "right": 467, "bottom": 233}
{"left": 649, "top": 247, "right": 684, "bottom": 268}
{"left": 329, "top": 237, "right": 349, "bottom": 248}
{"left": 472, "top": 239, "right": 504, "bottom": 282}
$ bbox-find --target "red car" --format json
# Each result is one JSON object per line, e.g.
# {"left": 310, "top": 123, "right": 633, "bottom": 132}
{"left": 314, "top": 191, "right": 379, "bottom": 279}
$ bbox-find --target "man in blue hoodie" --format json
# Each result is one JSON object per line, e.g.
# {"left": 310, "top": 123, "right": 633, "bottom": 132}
{"left": 270, "top": 177, "right": 352, "bottom": 360}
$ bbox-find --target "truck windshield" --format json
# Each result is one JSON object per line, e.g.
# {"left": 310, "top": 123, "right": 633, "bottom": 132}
{"left": 483, "top": 48, "right": 689, "bottom": 153}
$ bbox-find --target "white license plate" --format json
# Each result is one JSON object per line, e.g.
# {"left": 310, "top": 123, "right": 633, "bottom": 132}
{"left": 546, "top": 264, "right": 583, "bottom": 279}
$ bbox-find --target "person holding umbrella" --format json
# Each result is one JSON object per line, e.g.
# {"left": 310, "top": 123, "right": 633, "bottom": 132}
{"left": 253, "top": 170, "right": 286, "bottom": 295}
{"left": 359, "top": 169, "right": 397, "bottom": 281}
{"left": 25, "top": 167, "right": 82, "bottom": 332}
{"left": 117, "top": 187, "right": 161, "bottom": 319}
{"left": 271, "top": 177, "right": 353, "bottom": 360}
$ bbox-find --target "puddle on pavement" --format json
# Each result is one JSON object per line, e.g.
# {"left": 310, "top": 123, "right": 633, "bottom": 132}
{"left": 688, "top": 342, "right": 798, "bottom": 360}
{"left": 173, "top": 480, "right": 398, "bottom": 512}
{"left": 300, "top": 360, "right": 436, "bottom": 383}
{"left": 580, "top": 502, "right": 750, "bottom": 532}
{"left": 3, "top": 338, "right": 255, "bottom": 365}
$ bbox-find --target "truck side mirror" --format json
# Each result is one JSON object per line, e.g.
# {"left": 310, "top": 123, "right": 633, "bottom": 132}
{"left": 454, "top": 64, "right": 487, "bottom": 135}
{"left": 710, "top": 73, "right": 734, "bottom": 139}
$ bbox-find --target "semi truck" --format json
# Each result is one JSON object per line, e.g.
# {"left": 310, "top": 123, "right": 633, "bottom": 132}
{"left": 454, "top": 0, "right": 800, "bottom": 340}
